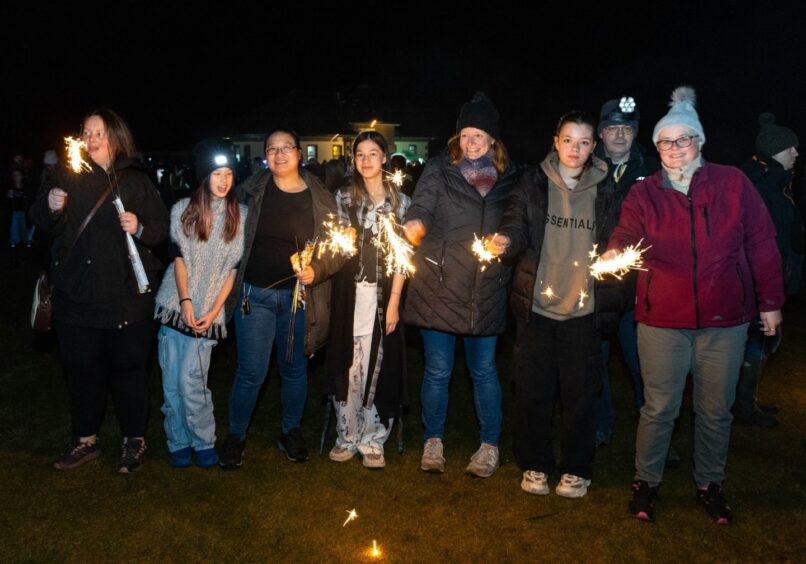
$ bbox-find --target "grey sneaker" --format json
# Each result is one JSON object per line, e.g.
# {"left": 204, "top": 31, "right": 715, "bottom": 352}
{"left": 53, "top": 438, "right": 101, "bottom": 470}
{"left": 521, "top": 470, "right": 550, "bottom": 495}
{"left": 329, "top": 445, "right": 357, "bottom": 462}
{"left": 420, "top": 438, "right": 445, "bottom": 473}
{"left": 555, "top": 473, "right": 591, "bottom": 498}
{"left": 362, "top": 451, "right": 386, "bottom": 469}
{"left": 465, "top": 443, "right": 499, "bottom": 478}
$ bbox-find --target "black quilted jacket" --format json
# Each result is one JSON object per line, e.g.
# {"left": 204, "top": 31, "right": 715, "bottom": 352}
{"left": 403, "top": 153, "right": 518, "bottom": 335}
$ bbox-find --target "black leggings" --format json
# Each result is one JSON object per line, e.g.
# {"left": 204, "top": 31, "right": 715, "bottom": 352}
{"left": 55, "top": 318, "right": 154, "bottom": 438}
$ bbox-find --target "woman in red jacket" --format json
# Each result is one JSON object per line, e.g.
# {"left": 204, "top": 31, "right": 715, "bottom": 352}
{"left": 607, "top": 87, "right": 784, "bottom": 524}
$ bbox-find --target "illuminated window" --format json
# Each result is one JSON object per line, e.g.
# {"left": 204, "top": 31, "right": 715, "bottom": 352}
{"left": 408, "top": 144, "right": 417, "bottom": 155}
{"left": 332, "top": 144, "right": 343, "bottom": 158}
{"left": 307, "top": 145, "right": 318, "bottom": 161}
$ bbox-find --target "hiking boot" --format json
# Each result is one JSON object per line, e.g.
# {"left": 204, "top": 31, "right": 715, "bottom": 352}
{"left": 521, "top": 470, "right": 549, "bottom": 495}
{"left": 734, "top": 405, "right": 779, "bottom": 428}
{"left": 195, "top": 447, "right": 218, "bottom": 468}
{"left": 555, "top": 473, "right": 591, "bottom": 498}
{"left": 696, "top": 482, "right": 733, "bottom": 525}
{"left": 362, "top": 451, "right": 386, "bottom": 469}
{"left": 53, "top": 438, "right": 101, "bottom": 470}
{"left": 219, "top": 433, "right": 245, "bottom": 470}
{"left": 629, "top": 480, "right": 660, "bottom": 521}
{"left": 169, "top": 446, "right": 192, "bottom": 468}
{"left": 329, "top": 445, "right": 357, "bottom": 462}
{"left": 278, "top": 428, "right": 309, "bottom": 462}
{"left": 420, "top": 438, "right": 445, "bottom": 473}
{"left": 465, "top": 443, "right": 499, "bottom": 478}
{"left": 755, "top": 401, "right": 779, "bottom": 415}
{"left": 117, "top": 438, "right": 146, "bottom": 474}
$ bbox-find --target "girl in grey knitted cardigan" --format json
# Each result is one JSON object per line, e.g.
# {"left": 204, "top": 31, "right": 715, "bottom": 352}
{"left": 154, "top": 155, "right": 246, "bottom": 468}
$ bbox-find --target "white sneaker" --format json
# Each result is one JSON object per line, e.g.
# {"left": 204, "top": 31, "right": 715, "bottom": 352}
{"left": 555, "top": 473, "right": 591, "bottom": 498}
{"left": 521, "top": 470, "right": 550, "bottom": 495}
{"left": 420, "top": 438, "right": 445, "bottom": 473}
{"left": 465, "top": 443, "right": 499, "bottom": 478}
{"left": 362, "top": 451, "right": 386, "bottom": 469}
{"left": 328, "top": 445, "right": 356, "bottom": 462}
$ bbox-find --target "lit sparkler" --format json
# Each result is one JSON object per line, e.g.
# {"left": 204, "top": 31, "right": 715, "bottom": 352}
{"left": 385, "top": 169, "right": 404, "bottom": 187}
{"left": 577, "top": 288, "right": 589, "bottom": 309}
{"left": 64, "top": 137, "right": 92, "bottom": 173}
{"left": 369, "top": 540, "right": 382, "bottom": 559}
{"left": 472, "top": 234, "right": 499, "bottom": 272}
{"left": 287, "top": 240, "right": 317, "bottom": 363}
{"left": 541, "top": 285, "right": 558, "bottom": 301}
{"left": 318, "top": 217, "right": 356, "bottom": 259}
{"left": 342, "top": 508, "right": 359, "bottom": 527}
{"left": 373, "top": 212, "right": 415, "bottom": 277}
{"left": 589, "top": 240, "right": 650, "bottom": 280}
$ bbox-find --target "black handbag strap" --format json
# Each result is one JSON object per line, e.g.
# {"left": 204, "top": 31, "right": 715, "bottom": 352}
{"left": 62, "top": 171, "right": 127, "bottom": 264}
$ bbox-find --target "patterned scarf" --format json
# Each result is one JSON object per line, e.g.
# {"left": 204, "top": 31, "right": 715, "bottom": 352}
{"left": 458, "top": 151, "right": 498, "bottom": 197}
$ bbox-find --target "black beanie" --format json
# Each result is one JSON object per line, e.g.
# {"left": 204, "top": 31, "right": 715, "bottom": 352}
{"left": 756, "top": 113, "right": 799, "bottom": 157}
{"left": 193, "top": 139, "right": 237, "bottom": 183}
{"left": 456, "top": 91, "right": 500, "bottom": 139}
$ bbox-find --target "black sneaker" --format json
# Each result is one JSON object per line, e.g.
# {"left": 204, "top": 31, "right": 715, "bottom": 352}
{"left": 278, "top": 427, "right": 309, "bottom": 462}
{"left": 117, "top": 437, "right": 146, "bottom": 474}
{"left": 696, "top": 482, "right": 733, "bottom": 525}
{"left": 219, "top": 433, "right": 245, "bottom": 470}
{"left": 53, "top": 438, "right": 101, "bottom": 470}
{"left": 629, "top": 480, "right": 660, "bottom": 522}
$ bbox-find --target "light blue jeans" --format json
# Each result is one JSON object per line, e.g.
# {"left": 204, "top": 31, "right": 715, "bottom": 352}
{"left": 635, "top": 323, "right": 748, "bottom": 487}
{"left": 228, "top": 285, "right": 307, "bottom": 438}
{"left": 158, "top": 326, "right": 217, "bottom": 452}
{"left": 420, "top": 329, "right": 502, "bottom": 445}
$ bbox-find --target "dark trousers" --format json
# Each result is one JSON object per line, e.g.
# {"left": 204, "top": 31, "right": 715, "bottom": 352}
{"left": 513, "top": 312, "right": 601, "bottom": 479}
{"left": 55, "top": 318, "right": 154, "bottom": 438}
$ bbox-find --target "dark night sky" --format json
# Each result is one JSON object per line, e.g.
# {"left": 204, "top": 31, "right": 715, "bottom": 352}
{"left": 3, "top": 1, "right": 804, "bottom": 167}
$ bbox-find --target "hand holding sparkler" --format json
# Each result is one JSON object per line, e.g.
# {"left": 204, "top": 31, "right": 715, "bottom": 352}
{"left": 48, "top": 188, "right": 68, "bottom": 212}
{"left": 318, "top": 217, "right": 357, "bottom": 259}
{"left": 486, "top": 233, "right": 510, "bottom": 257}
{"left": 589, "top": 240, "right": 650, "bottom": 280}
{"left": 403, "top": 219, "right": 426, "bottom": 246}
{"left": 374, "top": 213, "right": 416, "bottom": 277}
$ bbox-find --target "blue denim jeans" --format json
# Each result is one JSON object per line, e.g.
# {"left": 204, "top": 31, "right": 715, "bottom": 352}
{"left": 420, "top": 329, "right": 501, "bottom": 445}
{"left": 228, "top": 284, "right": 307, "bottom": 438}
{"left": 158, "top": 326, "right": 217, "bottom": 452}
{"left": 9, "top": 210, "right": 35, "bottom": 246}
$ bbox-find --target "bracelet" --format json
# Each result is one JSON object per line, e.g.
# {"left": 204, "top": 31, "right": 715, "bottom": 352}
{"left": 179, "top": 298, "right": 192, "bottom": 304}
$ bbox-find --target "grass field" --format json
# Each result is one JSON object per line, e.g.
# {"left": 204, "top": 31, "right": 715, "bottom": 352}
{"left": 1, "top": 252, "right": 804, "bottom": 562}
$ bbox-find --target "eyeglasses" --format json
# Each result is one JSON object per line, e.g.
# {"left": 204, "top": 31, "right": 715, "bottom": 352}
{"left": 82, "top": 130, "right": 107, "bottom": 141}
{"left": 656, "top": 135, "right": 699, "bottom": 151}
{"left": 265, "top": 146, "right": 297, "bottom": 156}
{"left": 603, "top": 126, "right": 634, "bottom": 137}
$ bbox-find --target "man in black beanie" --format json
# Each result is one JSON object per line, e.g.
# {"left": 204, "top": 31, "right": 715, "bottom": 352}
{"left": 735, "top": 113, "right": 802, "bottom": 428}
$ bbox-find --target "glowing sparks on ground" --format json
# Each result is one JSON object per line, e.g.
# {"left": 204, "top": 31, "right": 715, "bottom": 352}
{"left": 472, "top": 234, "right": 499, "bottom": 272}
{"left": 342, "top": 508, "right": 358, "bottom": 527}
{"left": 64, "top": 137, "right": 92, "bottom": 173}
{"left": 369, "top": 540, "right": 382, "bottom": 559}
{"left": 318, "top": 217, "right": 357, "bottom": 258}
{"left": 589, "top": 240, "right": 650, "bottom": 280}
{"left": 577, "top": 288, "right": 589, "bottom": 309}
{"left": 373, "top": 212, "right": 415, "bottom": 277}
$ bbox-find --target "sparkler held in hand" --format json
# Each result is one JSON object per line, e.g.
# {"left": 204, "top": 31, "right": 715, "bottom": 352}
{"left": 472, "top": 233, "right": 500, "bottom": 272}
{"left": 373, "top": 212, "right": 415, "bottom": 277}
{"left": 589, "top": 239, "right": 650, "bottom": 280}
{"left": 318, "top": 216, "right": 357, "bottom": 259}
{"left": 64, "top": 136, "right": 92, "bottom": 173}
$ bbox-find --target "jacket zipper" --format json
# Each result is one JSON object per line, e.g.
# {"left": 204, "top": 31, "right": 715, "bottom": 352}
{"left": 735, "top": 263, "right": 746, "bottom": 307}
{"left": 688, "top": 194, "right": 701, "bottom": 328}
{"left": 470, "top": 199, "right": 487, "bottom": 332}
{"left": 644, "top": 269, "right": 653, "bottom": 312}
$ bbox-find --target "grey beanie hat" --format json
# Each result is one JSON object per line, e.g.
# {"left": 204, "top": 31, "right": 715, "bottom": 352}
{"left": 756, "top": 113, "right": 798, "bottom": 157}
{"left": 652, "top": 86, "right": 706, "bottom": 148}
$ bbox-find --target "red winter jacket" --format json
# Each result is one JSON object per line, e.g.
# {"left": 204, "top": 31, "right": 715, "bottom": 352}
{"left": 607, "top": 162, "right": 784, "bottom": 329}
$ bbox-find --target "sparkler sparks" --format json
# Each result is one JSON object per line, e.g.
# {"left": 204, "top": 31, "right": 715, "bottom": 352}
{"left": 472, "top": 234, "right": 499, "bottom": 272}
{"left": 342, "top": 508, "right": 359, "bottom": 527}
{"left": 369, "top": 540, "right": 382, "bottom": 559}
{"left": 318, "top": 217, "right": 357, "bottom": 259}
{"left": 64, "top": 137, "right": 92, "bottom": 173}
{"left": 541, "top": 286, "right": 558, "bottom": 301}
{"left": 385, "top": 169, "right": 404, "bottom": 187}
{"left": 577, "top": 288, "right": 589, "bottom": 309}
{"left": 589, "top": 240, "right": 650, "bottom": 280}
{"left": 372, "top": 212, "right": 415, "bottom": 277}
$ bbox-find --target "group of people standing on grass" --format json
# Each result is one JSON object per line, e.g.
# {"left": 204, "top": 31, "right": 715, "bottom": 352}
{"left": 30, "top": 83, "right": 799, "bottom": 526}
